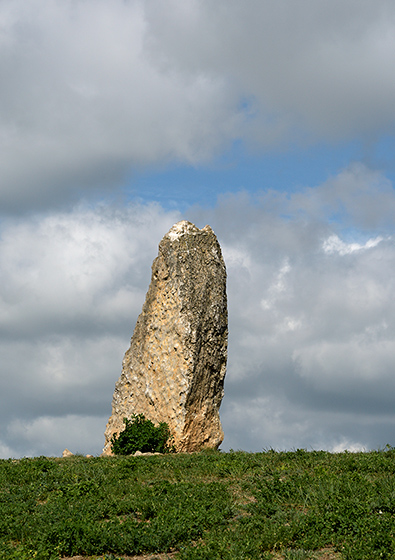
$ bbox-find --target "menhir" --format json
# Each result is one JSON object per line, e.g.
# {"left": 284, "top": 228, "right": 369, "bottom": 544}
{"left": 103, "top": 221, "right": 228, "bottom": 454}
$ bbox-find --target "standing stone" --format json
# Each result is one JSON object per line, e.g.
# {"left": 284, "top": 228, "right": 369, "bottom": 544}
{"left": 103, "top": 221, "right": 228, "bottom": 454}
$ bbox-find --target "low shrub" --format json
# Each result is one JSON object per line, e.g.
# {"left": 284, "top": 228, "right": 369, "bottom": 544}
{"left": 110, "top": 413, "right": 174, "bottom": 455}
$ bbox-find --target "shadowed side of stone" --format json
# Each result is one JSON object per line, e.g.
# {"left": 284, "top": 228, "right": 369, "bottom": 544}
{"left": 103, "top": 220, "right": 228, "bottom": 454}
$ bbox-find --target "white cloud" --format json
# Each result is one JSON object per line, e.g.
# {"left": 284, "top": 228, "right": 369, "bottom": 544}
{"left": 323, "top": 234, "right": 384, "bottom": 255}
{"left": 260, "top": 258, "right": 292, "bottom": 310}
{"left": 330, "top": 440, "right": 367, "bottom": 453}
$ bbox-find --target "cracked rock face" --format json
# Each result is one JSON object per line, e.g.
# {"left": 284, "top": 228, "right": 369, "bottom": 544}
{"left": 103, "top": 221, "right": 228, "bottom": 454}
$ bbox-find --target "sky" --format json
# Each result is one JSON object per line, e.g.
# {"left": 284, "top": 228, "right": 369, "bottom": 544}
{"left": 1, "top": 0, "right": 395, "bottom": 458}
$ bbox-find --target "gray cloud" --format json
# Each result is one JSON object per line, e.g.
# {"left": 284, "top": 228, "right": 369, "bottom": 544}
{"left": 5, "top": 415, "right": 107, "bottom": 458}
{"left": 0, "top": 203, "right": 180, "bottom": 457}
{"left": 0, "top": 203, "right": 180, "bottom": 339}
{"left": 1, "top": 164, "right": 395, "bottom": 457}
{"left": 2, "top": 1, "right": 395, "bottom": 212}
{"left": 145, "top": 0, "right": 395, "bottom": 142}
{"left": 0, "top": 0, "right": 239, "bottom": 211}
{"left": 2, "top": 1, "right": 395, "bottom": 456}
{"left": 191, "top": 163, "right": 395, "bottom": 452}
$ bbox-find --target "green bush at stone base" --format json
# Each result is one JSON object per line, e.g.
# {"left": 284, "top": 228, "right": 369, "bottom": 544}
{"left": 110, "top": 413, "right": 174, "bottom": 455}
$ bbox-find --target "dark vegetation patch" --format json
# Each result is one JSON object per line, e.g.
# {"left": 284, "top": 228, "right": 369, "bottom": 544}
{"left": 1, "top": 448, "right": 395, "bottom": 559}
{"left": 110, "top": 414, "right": 175, "bottom": 456}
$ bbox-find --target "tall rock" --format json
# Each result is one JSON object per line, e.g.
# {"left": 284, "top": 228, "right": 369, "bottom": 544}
{"left": 103, "top": 220, "right": 228, "bottom": 454}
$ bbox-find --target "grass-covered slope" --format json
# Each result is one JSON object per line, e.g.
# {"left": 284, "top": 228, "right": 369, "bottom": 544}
{"left": 1, "top": 448, "right": 395, "bottom": 559}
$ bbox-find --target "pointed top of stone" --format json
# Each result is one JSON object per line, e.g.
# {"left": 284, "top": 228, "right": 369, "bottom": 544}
{"left": 165, "top": 221, "right": 213, "bottom": 241}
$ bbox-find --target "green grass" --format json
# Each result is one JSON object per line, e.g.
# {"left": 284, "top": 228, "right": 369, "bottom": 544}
{"left": 1, "top": 448, "right": 395, "bottom": 559}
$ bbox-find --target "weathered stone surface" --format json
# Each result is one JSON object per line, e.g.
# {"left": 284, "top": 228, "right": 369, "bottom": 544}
{"left": 103, "top": 220, "right": 228, "bottom": 454}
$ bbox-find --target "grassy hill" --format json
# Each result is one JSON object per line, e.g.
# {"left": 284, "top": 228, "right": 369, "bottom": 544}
{"left": 1, "top": 448, "right": 395, "bottom": 559}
